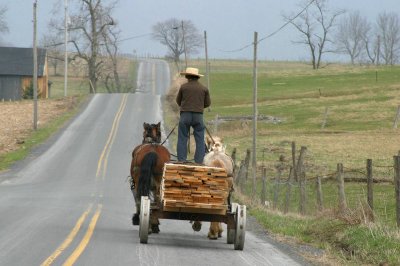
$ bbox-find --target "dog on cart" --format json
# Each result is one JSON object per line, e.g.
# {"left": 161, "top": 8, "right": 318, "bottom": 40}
{"left": 192, "top": 135, "right": 234, "bottom": 240}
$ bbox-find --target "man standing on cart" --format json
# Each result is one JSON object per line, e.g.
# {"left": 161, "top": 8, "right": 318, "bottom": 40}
{"left": 176, "top": 67, "right": 211, "bottom": 164}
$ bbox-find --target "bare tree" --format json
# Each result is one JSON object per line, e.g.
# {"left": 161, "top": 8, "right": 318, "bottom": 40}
{"left": 0, "top": 5, "right": 9, "bottom": 42}
{"left": 40, "top": 32, "right": 64, "bottom": 75}
{"left": 363, "top": 28, "right": 380, "bottom": 65}
{"left": 65, "top": 0, "right": 118, "bottom": 93}
{"left": 283, "top": 0, "right": 344, "bottom": 69}
{"left": 152, "top": 18, "right": 203, "bottom": 70}
{"left": 101, "top": 27, "right": 122, "bottom": 93}
{"left": 335, "top": 11, "right": 369, "bottom": 64}
{"left": 376, "top": 12, "right": 400, "bottom": 65}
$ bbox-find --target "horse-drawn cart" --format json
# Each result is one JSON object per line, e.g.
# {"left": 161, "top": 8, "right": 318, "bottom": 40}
{"left": 138, "top": 162, "right": 247, "bottom": 250}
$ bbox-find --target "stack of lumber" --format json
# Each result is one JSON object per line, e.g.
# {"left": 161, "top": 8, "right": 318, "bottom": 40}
{"left": 161, "top": 163, "right": 229, "bottom": 215}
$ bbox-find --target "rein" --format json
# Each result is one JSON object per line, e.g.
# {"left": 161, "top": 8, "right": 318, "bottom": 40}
{"left": 161, "top": 123, "right": 178, "bottom": 146}
{"left": 205, "top": 125, "right": 216, "bottom": 145}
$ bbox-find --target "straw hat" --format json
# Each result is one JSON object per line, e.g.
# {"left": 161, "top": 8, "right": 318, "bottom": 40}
{"left": 180, "top": 67, "right": 204, "bottom": 77}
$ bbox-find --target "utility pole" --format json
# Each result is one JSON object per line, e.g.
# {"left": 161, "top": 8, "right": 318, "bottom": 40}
{"left": 33, "top": 0, "right": 38, "bottom": 130}
{"left": 64, "top": 0, "right": 68, "bottom": 97}
{"left": 204, "top": 30, "right": 210, "bottom": 112}
{"left": 181, "top": 20, "right": 188, "bottom": 69}
{"left": 252, "top": 31, "right": 258, "bottom": 196}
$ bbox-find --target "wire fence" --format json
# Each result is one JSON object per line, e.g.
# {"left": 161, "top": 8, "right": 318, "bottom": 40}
{"left": 232, "top": 143, "right": 400, "bottom": 229}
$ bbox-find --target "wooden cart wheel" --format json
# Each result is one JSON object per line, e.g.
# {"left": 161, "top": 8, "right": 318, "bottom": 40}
{"left": 227, "top": 202, "right": 238, "bottom": 244}
{"left": 139, "top": 196, "right": 150, "bottom": 244}
{"left": 234, "top": 205, "right": 246, "bottom": 250}
{"left": 227, "top": 228, "right": 235, "bottom": 244}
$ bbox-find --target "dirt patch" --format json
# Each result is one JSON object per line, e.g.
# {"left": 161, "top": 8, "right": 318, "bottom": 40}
{"left": 0, "top": 97, "right": 77, "bottom": 155}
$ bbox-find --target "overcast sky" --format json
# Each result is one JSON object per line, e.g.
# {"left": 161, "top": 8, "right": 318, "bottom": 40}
{"left": 2, "top": 0, "right": 400, "bottom": 61}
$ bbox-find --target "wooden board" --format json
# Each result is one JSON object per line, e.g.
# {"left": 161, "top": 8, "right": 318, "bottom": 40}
{"left": 161, "top": 163, "right": 230, "bottom": 214}
{"left": 163, "top": 206, "right": 227, "bottom": 215}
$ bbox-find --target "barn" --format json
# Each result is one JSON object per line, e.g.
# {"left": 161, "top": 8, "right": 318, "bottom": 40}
{"left": 0, "top": 46, "right": 49, "bottom": 101}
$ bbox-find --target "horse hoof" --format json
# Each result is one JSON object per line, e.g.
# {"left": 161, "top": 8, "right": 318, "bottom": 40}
{"left": 192, "top": 221, "right": 202, "bottom": 232}
{"left": 132, "top": 214, "right": 139, "bottom": 225}
{"left": 208, "top": 233, "right": 218, "bottom": 240}
{"left": 151, "top": 224, "right": 160, "bottom": 234}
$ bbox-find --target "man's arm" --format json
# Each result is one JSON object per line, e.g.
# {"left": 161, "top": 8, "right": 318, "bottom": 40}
{"left": 176, "top": 88, "right": 182, "bottom": 106}
{"left": 204, "top": 89, "right": 211, "bottom": 108}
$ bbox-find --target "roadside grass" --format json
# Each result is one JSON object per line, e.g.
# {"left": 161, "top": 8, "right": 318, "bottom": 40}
{"left": 249, "top": 207, "right": 400, "bottom": 265}
{"left": 239, "top": 178, "right": 397, "bottom": 229}
{"left": 165, "top": 59, "right": 400, "bottom": 265}
{"left": 0, "top": 95, "right": 86, "bottom": 171}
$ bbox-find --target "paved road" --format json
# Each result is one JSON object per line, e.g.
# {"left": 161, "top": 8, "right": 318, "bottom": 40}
{"left": 0, "top": 59, "right": 307, "bottom": 266}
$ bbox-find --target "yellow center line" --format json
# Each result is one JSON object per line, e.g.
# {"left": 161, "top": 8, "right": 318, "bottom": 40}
{"left": 40, "top": 204, "right": 93, "bottom": 266}
{"left": 63, "top": 204, "right": 103, "bottom": 266}
{"left": 96, "top": 94, "right": 128, "bottom": 178}
{"left": 102, "top": 95, "right": 128, "bottom": 179}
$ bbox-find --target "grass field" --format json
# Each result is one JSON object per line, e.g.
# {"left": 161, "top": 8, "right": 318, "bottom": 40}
{"left": 49, "top": 57, "right": 137, "bottom": 97}
{"left": 165, "top": 59, "right": 400, "bottom": 265}
{"left": 183, "top": 60, "right": 400, "bottom": 174}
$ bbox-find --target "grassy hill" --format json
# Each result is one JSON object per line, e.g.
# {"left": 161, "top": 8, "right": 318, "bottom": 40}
{"left": 166, "top": 60, "right": 400, "bottom": 265}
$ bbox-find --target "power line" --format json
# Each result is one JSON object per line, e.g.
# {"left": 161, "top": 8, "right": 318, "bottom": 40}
{"left": 42, "top": 33, "right": 152, "bottom": 48}
{"left": 219, "top": 0, "right": 316, "bottom": 53}
{"left": 116, "top": 33, "right": 152, "bottom": 43}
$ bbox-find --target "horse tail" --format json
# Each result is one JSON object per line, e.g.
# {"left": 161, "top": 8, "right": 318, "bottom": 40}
{"left": 138, "top": 152, "right": 158, "bottom": 198}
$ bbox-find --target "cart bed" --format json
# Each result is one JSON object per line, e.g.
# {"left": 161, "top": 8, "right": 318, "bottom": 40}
{"left": 161, "top": 163, "right": 230, "bottom": 215}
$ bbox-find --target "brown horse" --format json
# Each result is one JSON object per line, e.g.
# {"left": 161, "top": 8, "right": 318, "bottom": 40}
{"left": 130, "top": 122, "right": 170, "bottom": 233}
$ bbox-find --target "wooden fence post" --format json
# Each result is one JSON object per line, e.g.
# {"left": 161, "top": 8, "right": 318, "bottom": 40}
{"left": 337, "top": 163, "right": 347, "bottom": 212}
{"left": 231, "top": 148, "right": 237, "bottom": 165}
{"left": 393, "top": 105, "right": 400, "bottom": 129}
{"left": 244, "top": 149, "right": 251, "bottom": 180}
{"left": 273, "top": 164, "right": 282, "bottom": 210}
{"left": 298, "top": 146, "right": 307, "bottom": 215}
{"left": 284, "top": 167, "right": 293, "bottom": 214}
{"left": 235, "top": 160, "right": 244, "bottom": 187}
{"left": 366, "top": 159, "right": 374, "bottom": 211}
{"left": 394, "top": 156, "right": 400, "bottom": 228}
{"left": 261, "top": 167, "right": 267, "bottom": 205}
{"left": 316, "top": 176, "right": 323, "bottom": 212}
{"left": 291, "top": 142, "right": 298, "bottom": 182}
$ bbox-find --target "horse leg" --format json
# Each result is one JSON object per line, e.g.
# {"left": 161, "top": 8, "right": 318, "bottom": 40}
{"left": 218, "top": 223, "right": 223, "bottom": 237}
{"left": 149, "top": 180, "right": 161, "bottom": 233}
{"left": 150, "top": 216, "right": 160, "bottom": 234}
{"left": 191, "top": 221, "right": 202, "bottom": 232}
{"left": 131, "top": 187, "right": 140, "bottom": 226}
{"left": 208, "top": 222, "right": 220, "bottom": 240}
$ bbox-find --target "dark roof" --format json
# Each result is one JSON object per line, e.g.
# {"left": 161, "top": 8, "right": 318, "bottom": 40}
{"left": 0, "top": 46, "right": 47, "bottom": 76}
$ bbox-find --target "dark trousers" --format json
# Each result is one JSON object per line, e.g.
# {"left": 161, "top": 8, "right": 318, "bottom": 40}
{"left": 177, "top": 112, "right": 205, "bottom": 164}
